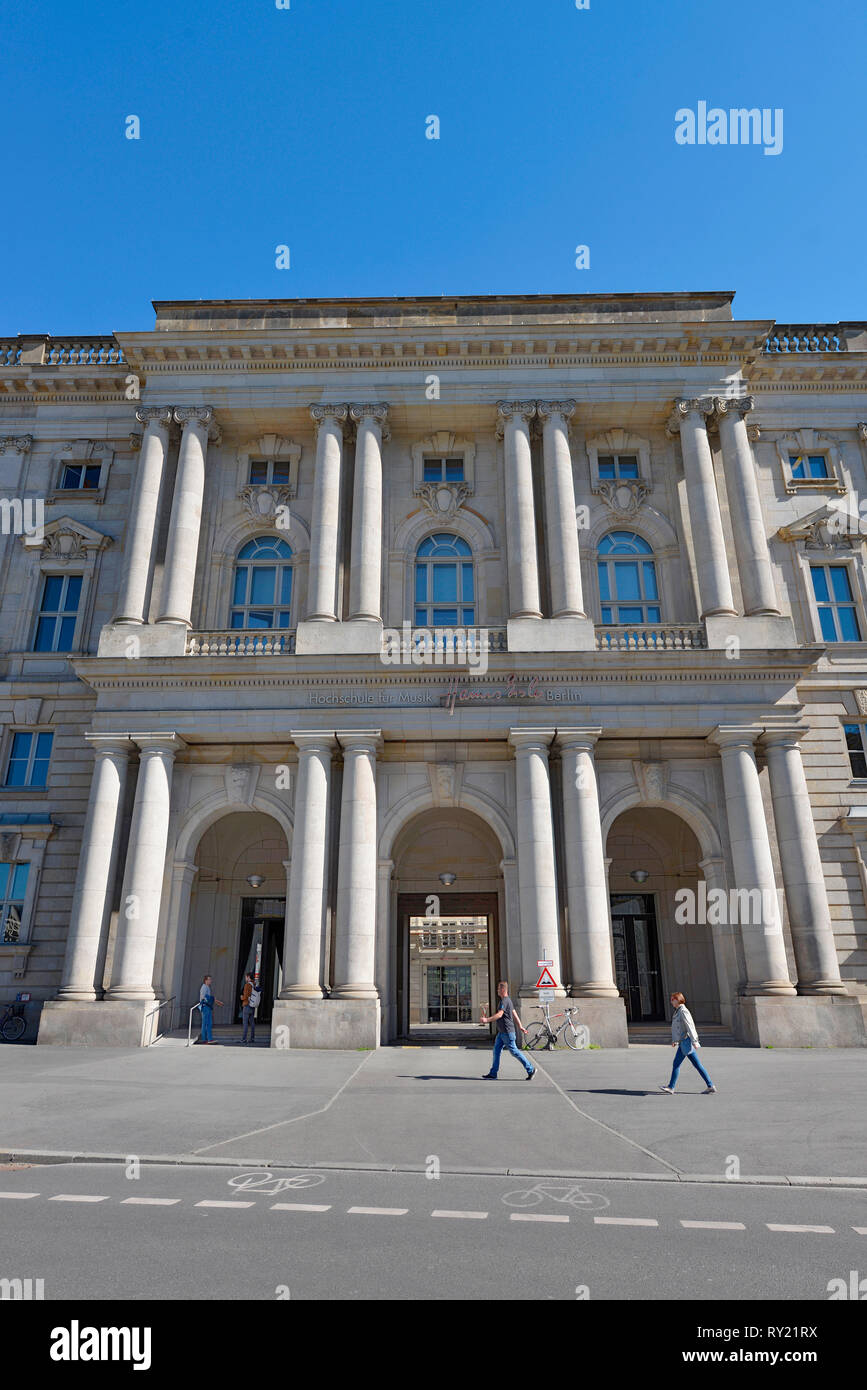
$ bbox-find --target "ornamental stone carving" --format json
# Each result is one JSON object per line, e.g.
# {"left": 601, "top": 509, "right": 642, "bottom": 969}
{"left": 593, "top": 478, "right": 651, "bottom": 517}
{"left": 174, "top": 406, "right": 221, "bottom": 444}
{"left": 633, "top": 761, "right": 669, "bottom": 803}
{"left": 238, "top": 484, "right": 295, "bottom": 523}
{"left": 0, "top": 436, "right": 32, "bottom": 454}
{"left": 495, "top": 400, "right": 537, "bottom": 437}
{"left": 854, "top": 690, "right": 867, "bottom": 716}
{"left": 416, "top": 481, "right": 471, "bottom": 520}
{"left": 225, "top": 765, "right": 260, "bottom": 807}
{"left": 665, "top": 398, "right": 714, "bottom": 436}
{"left": 349, "top": 403, "right": 391, "bottom": 441}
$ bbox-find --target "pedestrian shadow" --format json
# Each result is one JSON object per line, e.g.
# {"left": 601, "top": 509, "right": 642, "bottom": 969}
{"left": 397, "top": 1074, "right": 490, "bottom": 1081}
{"left": 565, "top": 1087, "right": 657, "bottom": 1096}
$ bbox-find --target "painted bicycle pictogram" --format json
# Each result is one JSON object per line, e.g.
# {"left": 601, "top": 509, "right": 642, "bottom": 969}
{"left": 501, "top": 1180, "right": 610, "bottom": 1211}
{"left": 228, "top": 1170, "right": 326, "bottom": 1195}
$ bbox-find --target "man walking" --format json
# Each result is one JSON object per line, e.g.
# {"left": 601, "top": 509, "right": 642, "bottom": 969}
{"left": 481, "top": 980, "right": 536, "bottom": 1080}
{"left": 240, "top": 972, "right": 257, "bottom": 1046}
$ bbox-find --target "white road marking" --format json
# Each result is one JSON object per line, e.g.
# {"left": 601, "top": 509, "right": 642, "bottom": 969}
{"left": 347, "top": 1206, "right": 408, "bottom": 1216}
{"left": 595, "top": 1216, "right": 658, "bottom": 1227}
{"left": 853, "top": 1227, "right": 867, "bottom": 1235}
{"left": 766, "top": 1223, "right": 835, "bottom": 1234}
{"left": 432, "top": 1210, "right": 489, "bottom": 1220}
{"left": 49, "top": 1194, "right": 109, "bottom": 1203}
{"left": 271, "top": 1203, "right": 331, "bottom": 1212}
{"left": 681, "top": 1220, "right": 746, "bottom": 1231}
{"left": 0, "top": 1191, "right": 39, "bottom": 1200}
{"left": 121, "top": 1197, "right": 182, "bottom": 1206}
{"left": 510, "top": 1212, "right": 569, "bottom": 1223}
{"left": 195, "top": 1200, "right": 255, "bottom": 1209}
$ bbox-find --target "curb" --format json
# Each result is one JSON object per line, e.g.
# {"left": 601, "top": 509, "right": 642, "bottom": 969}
{"left": 2, "top": 1148, "right": 867, "bottom": 1189}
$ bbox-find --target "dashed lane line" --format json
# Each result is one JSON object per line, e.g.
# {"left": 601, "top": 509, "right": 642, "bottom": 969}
{"left": 853, "top": 1226, "right": 867, "bottom": 1234}
{"left": 48, "top": 1194, "right": 109, "bottom": 1203}
{"left": 194, "top": 1200, "right": 255, "bottom": 1209}
{"left": 432, "top": 1210, "right": 489, "bottom": 1219}
{"left": 510, "top": 1213, "right": 569, "bottom": 1223}
{"left": 0, "top": 1191, "right": 39, "bottom": 1199}
{"left": 680, "top": 1220, "right": 746, "bottom": 1230}
{"left": 347, "top": 1206, "right": 408, "bottom": 1216}
{"left": 595, "top": 1216, "right": 659, "bottom": 1227}
{"left": 271, "top": 1203, "right": 332, "bottom": 1212}
{"left": 766, "top": 1223, "right": 836, "bottom": 1234}
{"left": 121, "top": 1197, "right": 182, "bottom": 1206}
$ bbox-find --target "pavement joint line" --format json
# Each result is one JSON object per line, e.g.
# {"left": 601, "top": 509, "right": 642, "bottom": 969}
{"left": 190, "top": 1049, "right": 375, "bottom": 1155}
{"left": 2, "top": 1150, "right": 867, "bottom": 1189}
{"left": 529, "top": 1057, "right": 682, "bottom": 1176}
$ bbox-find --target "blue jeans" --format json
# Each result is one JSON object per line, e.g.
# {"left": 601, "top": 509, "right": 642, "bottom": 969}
{"left": 491, "top": 1030, "right": 534, "bottom": 1076}
{"left": 242, "top": 1005, "right": 255, "bottom": 1042}
{"left": 200, "top": 1005, "right": 213, "bottom": 1042}
{"left": 667, "top": 1038, "right": 713, "bottom": 1089}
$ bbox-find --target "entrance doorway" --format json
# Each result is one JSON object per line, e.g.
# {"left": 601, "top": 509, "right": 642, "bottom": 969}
{"left": 235, "top": 897, "right": 285, "bottom": 1025}
{"left": 397, "top": 893, "right": 499, "bottom": 1038}
{"left": 610, "top": 893, "right": 664, "bottom": 1022}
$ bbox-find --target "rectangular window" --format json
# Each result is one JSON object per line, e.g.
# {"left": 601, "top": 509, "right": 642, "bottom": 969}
{"left": 844, "top": 724, "right": 867, "bottom": 779}
{"left": 790, "top": 453, "right": 829, "bottom": 481}
{"left": 4, "top": 731, "right": 53, "bottom": 788}
{"left": 811, "top": 565, "right": 861, "bottom": 641}
{"left": 598, "top": 454, "right": 640, "bottom": 480}
{"left": 0, "top": 862, "right": 30, "bottom": 943}
{"left": 61, "top": 463, "right": 101, "bottom": 490}
{"left": 423, "top": 457, "right": 464, "bottom": 483}
{"left": 33, "top": 575, "right": 82, "bottom": 651}
{"left": 249, "top": 459, "right": 290, "bottom": 485}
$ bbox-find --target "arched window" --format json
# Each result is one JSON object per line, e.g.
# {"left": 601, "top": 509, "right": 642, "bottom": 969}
{"left": 415, "top": 533, "right": 475, "bottom": 627}
{"left": 597, "top": 531, "right": 660, "bottom": 624}
{"left": 231, "top": 537, "right": 293, "bottom": 629}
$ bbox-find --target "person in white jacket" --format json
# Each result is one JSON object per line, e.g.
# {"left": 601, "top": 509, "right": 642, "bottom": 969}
{"left": 659, "top": 992, "right": 717, "bottom": 1093}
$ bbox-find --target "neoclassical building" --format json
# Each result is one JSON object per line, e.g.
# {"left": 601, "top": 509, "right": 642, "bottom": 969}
{"left": 1, "top": 292, "right": 866, "bottom": 1049}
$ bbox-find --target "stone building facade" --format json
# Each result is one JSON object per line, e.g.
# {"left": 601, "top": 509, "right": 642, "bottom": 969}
{"left": 1, "top": 292, "right": 866, "bottom": 1049}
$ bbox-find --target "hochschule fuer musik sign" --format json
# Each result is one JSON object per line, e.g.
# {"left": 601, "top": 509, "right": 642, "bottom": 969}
{"left": 308, "top": 674, "right": 584, "bottom": 713}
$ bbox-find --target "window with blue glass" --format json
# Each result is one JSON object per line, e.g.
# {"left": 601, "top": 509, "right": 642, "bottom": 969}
{"left": 597, "top": 454, "right": 640, "bottom": 480}
{"left": 61, "top": 462, "right": 101, "bottom": 490}
{"left": 843, "top": 724, "right": 867, "bottom": 779}
{"left": 231, "top": 537, "right": 293, "bottom": 629}
{"left": 415, "top": 534, "right": 475, "bottom": 626}
{"left": 4, "top": 732, "right": 53, "bottom": 788}
{"left": 811, "top": 565, "right": 861, "bottom": 641}
{"left": 597, "top": 532, "right": 660, "bottom": 624}
{"left": 32, "top": 574, "right": 82, "bottom": 651}
{"left": 790, "top": 454, "right": 829, "bottom": 481}
{"left": 249, "top": 458, "right": 290, "bottom": 485}
{"left": 422, "top": 457, "right": 464, "bottom": 483}
{"left": 0, "top": 862, "right": 29, "bottom": 943}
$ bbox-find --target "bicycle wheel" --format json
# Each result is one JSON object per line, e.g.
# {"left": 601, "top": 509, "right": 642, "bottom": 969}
{"left": 1, "top": 1016, "right": 26, "bottom": 1042}
{"left": 563, "top": 1021, "right": 584, "bottom": 1051}
{"left": 524, "top": 1023, "right": 550, "bottom": 1051}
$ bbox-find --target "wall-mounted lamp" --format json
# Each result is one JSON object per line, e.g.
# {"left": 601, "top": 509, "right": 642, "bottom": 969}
{"left": 438, "top": 871, "right": 456, "bottom": 887}
{"left": 246, "top": 874, "right": 265, "bottom": 889}
{"left": 630, "top": 869, "right": 650, "bottom": 884}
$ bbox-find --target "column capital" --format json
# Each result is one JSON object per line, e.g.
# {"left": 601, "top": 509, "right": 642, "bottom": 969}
{"left": 134, "top": 406, "right": 173, "bottom": 431}
{"left": 173, "top": 406, "right": 220, "bottom": 442}
{"left": 349, "top": 402, "right": 390, "bottom": 439}
{"left": 858, "top": 423, "right": 867, "bottom": 444}
{"left": 84, "top": 733, "right": 135, "bottom": 757}
{"left": 709, "top": 724, "right": 764, "bottom": 751}
{"left": 130, "top": 731, "right": 186, "bottom": 756}
{"left": 0, "top": 435, "right": 32, "bottom": 454}
{"left": 290, "top": 731, "right": 337, "bottom": 755}
{"left": 710, "top": 395, "right": 755, "bottom": 422}
{"left": 496, "top": 400, "right": 537, "bottom": 437}
{"left": 509, "top": 728, "right": 555, "bottom": 753}
{"left": 310, "top": 403, "right": 349, "bottom": 427}
{"left": 336, "top": 729, "right": 382, "bottom": 754}
{"left": 555, "top": 727, "right": 603, "bottom": 751}
{"left": 536, "top": 399, "right": 576, "bottom": 424}
{"left": 760, "top": 726, "right": 808, "bottom": 751}
{"left": 665, "top": 397, "right": 714, "bottom": 435}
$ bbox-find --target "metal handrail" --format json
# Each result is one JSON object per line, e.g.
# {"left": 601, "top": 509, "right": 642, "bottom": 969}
{"left": 143, "top": 995, "right": 176, "bottom": 1046}
{"left": 187, "top": 1002, "right": 202, "bottom": 1047}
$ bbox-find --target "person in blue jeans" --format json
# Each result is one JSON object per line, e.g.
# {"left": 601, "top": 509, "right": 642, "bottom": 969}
{"left": 198, "top": 975, "right": 223, "bottom": 1045}
{"left": 659, "top": 991, "right": 716, "bottom": 1093}
{"left": 481, "top": 981, "right": 536, "bottom": 1080}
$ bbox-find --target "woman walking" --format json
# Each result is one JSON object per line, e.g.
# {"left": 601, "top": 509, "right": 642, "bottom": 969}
{"left": 659, "top": 991, "right": 716, "bottom": 1093}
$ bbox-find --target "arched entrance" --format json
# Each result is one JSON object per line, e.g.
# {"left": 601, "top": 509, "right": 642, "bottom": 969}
{"left": 177, "top": 811, "right": 289, "bottom": 1033}
{"left": 387, "top": 808, "right": 506, "bottom": 1042}
{"left": 606, "top": 807, "right": 722, "bottom": 1025}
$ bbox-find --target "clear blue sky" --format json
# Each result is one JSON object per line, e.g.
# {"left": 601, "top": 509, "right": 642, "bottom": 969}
{"left": 2, "top": 0, "right": 865, "bottom": 334}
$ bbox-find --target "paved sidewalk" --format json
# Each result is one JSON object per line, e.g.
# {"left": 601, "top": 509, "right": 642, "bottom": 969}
{"left": 1, "top": 1043, "right": 865, "bottom": 1183}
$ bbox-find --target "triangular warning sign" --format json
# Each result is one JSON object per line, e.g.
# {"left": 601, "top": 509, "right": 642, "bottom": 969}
{"left": 535, "top": 966, "right": 558, "bottom": 989}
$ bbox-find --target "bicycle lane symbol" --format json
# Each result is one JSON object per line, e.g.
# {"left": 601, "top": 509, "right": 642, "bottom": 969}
{"left": 228, "top": 1171, "right": 326, "bottom": 1196}
{"left": 501, "top": 1181, "right": 610, "bottom": 1213}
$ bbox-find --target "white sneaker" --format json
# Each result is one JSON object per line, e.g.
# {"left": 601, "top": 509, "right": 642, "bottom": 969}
{"left": 703, "top": 1085, "right": 717, "bottom": 1094}
{"left": 658, "top": 1084, "right": 674, "bottom": 1093}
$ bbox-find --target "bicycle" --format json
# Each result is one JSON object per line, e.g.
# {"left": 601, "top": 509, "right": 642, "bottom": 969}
{"left": 0, "top": 1002, "right": 26, "bottom": 1043}
{"left": 523, "top": 1002, "right": 587, "bottom": 1051}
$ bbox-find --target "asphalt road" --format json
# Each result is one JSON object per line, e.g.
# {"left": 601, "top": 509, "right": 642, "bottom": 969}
{"left": 2, "top": 1160, "right": 866, "bottom": 1301}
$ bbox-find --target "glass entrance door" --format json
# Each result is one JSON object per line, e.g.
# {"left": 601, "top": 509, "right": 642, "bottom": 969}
{"left": 236, "top": 897, "right": 285, "bottom": 1025}
{"left": 610, "top": 893, "right": 664, "bottom": 1022}
{"left": 426, "top": 965, "right": 473, "bottom": 1023}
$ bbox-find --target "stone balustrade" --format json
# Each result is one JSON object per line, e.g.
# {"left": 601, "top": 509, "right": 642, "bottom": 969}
{"left": 595, "top": 623, "right": 706, "bottom": 652}
{"left": 186, "top": 629, "right": 296, "bottom": 656}
{"left": 764, "top": 324, "right": 845, "bottom": 353}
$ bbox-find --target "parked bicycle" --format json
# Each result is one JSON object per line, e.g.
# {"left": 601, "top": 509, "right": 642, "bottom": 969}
{"left": 0, "top": 1002, "right": 26, "bottom": 1043}
{"left": 523, "top": 1002, "right": 587, "bottom": 1051}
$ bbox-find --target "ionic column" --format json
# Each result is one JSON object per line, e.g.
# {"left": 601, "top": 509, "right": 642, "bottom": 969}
{"left": 710, "top": 727, "right": 795, "bottom": 995}
{"left": 348, "top": 404, "right": 388, "bottom": 622}
{"left": 509, "top": 730, "right": 564, "bottom": 993}
{"left": 537, "top": 401, "right": 585, "bottom": 617}
{"left": 762, "top": 730, "right": 846, "bottom": 994}
{"left": 712, "top": 397, "right": 780, "bottom": 616}
{"left": 281, "top": 734, "right": 336, "bottom": 999}
{"left": 57, "top": 736, "right": 133, "bottom": 1000}
{"left": 106, "top": 734, "right": 183, "bottom": 1001}
{"left": 667, "top": 399, "right": 736, "bottom": 618}
{"left": 332, "top": 732, "right": 381, "bottom": 999}
{"left": 307, "top": 405, "right": 348, "bottom": 620}
{"left": 157, "top": 408, "right": 219, "bottom": 626}
{"left": 115, "top": 408, "right": 172, "bottom": 623}
{"left": 497, "top": 402, "right": 542, "bottom": 618}
{"left": 557, "top": 729, "right": 619, "bottom": 996}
